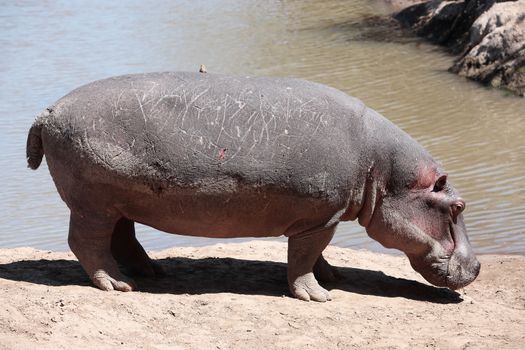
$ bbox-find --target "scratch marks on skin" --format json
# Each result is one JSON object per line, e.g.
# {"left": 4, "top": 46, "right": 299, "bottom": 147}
{"left": 217, "top": 87, "right": 327, "bottom": 164}
{"left": 220, "top": 111, "right": 257, "bottom": 165}
{"left": 214, "top": 94, "right": 232, "bottom": 145}
{"left": 111, "top": 90, "right": 126, "bottom": 120}
{"left": 131, "top": 81, "right": 163, "bottom": 126}
{"left": 262, "top": 199, "right": 272, "bottom": 213}
{"left": 311, "top": 111, "right": 324, "bottom": 136}
{"left": 149, "top": 85, "right": 211, "bottom": 139}
{"left": 178, "top": 201, "right": 185, "bottom": 214}
{"left": 143, "top": 82, "right": 159, "bottom": 99}
{"left": 116, "top": 79, "right": 332, "bottom": 171}
{"left": 179, "top": 87, "right": 210, "bottom": 130}
{"left": 135, "top": 92, "right": 148, "bottom": 125}
{"left": 83, "top": 131, "right": 121, "bottom": 170}
{"left": 297, "top": 98, "right": 315, "bottom": 120}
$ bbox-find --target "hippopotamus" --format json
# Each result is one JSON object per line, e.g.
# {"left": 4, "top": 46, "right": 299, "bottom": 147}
{"left": 26, "top": 72, "right": 480, "bottom": 301}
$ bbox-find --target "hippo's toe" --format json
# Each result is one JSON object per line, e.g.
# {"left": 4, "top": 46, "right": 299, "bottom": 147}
{"left": 92, "top": 269, "right": 137, "bottom": 292}
{"left": 290, "top": 273, "right": 332, "bottom": 302}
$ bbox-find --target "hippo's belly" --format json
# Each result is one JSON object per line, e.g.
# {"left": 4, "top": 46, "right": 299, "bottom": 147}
{"left": 113, "top": 184, "right": 340, "bottom": 238}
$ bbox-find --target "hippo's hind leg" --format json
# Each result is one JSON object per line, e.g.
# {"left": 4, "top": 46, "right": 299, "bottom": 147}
{"left": 313, "top": 253, "right": 341, "bottom": 282}
{"left": 287, "top": 226, "right": 336, "bottom": 302}
{"left": 68, "top": 211, "right": 136, "bottom": 291}
{"left": 110, "top": 218, "right": 165, "bottom": 277}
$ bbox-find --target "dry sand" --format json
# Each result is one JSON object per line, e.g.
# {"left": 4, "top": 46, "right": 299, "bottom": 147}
{"left": 0, "top": 241, "right": 523, "bottom": 349}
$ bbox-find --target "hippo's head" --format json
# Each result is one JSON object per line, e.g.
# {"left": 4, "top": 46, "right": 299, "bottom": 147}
{"left": 365, "top": 163, "right": 480, "bottom": 290}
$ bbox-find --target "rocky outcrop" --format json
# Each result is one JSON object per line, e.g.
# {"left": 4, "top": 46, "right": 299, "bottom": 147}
{"left": 395, "top": 0, "right": 525, "bottom": 96}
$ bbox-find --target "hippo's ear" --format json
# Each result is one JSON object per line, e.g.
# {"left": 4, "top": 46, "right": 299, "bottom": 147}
{"left": 432, "top": 174, "right": 447, "bottom": 192}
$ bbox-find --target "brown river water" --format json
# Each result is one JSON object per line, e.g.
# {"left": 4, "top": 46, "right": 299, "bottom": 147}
{"left": 1, "top": 0, "right": 523, "bottom": 254}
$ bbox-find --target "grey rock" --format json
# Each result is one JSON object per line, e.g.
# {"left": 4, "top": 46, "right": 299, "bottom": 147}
{"left": 451, "top": 1, "right": 525, "bottom": 95}
{"left": 394, "top": 0, "right": 525, "bottom": 95}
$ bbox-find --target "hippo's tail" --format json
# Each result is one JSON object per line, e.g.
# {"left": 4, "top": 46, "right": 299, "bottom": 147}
{"left": 26, "top": 120, "right": 45, "bottom": 170}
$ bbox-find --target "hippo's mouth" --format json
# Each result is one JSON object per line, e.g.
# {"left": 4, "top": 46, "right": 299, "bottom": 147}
{"left": 448, "top": 221, "right": 457, "bottom": 251}
{"left": 427, "top": 222, "right": 457, "bottom": 287}
{"left": 409, "top": 252, "right": 450, "bottom": 288}
{"left": 444, "top": 221, "right": 481, "bottom": 290}
{"left": 429, "top": 255, "right": 450, "bottom": 287}
{"left": 405, "top": 213, "right": 479, "bottom": 290}
{"left": 445, "top": 221, "right": 457, "bottom": 289}
{"left": 443, "top": 221, "right": 456, "bottom": 288}
{"left": 409, "top": 222, "right": 456, "bottom": 288}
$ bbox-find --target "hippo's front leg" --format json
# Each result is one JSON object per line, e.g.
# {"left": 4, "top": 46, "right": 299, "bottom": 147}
{"left": 68, "top": 211, "right": 137, "bottom": 291}
{"left": 287, "top": 226, "right": 336, "bottom": 302}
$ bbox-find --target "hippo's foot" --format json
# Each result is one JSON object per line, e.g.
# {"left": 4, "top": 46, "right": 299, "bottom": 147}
{"left": 68, "top": 211, "right": 137, "bottom": 292}
{"left": 287, "top": 226, "right": 336, "bottom": 302}
{"left": 290, "top": 273, "right": 332, "bottom": 302}
{"left": 92, "top": 268, "right": 137, "bottom": 292}
{"left": 314, "top": 254, "right": 342, "bottom": 282}
{"left": 111, "top": 218, "right": 165, "bottom": 278}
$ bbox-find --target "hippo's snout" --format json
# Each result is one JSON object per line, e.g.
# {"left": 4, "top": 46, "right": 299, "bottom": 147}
{"left": 444, "top": 214, "right": 480, "bottom": 290}
{"left": 407, "top": 218, "right": 480, "bottom": 290}
{"left": 408, "top": 252, "right": 480, "bottom": 290}
{"left": 446, "top": 253, "right": 481, "bottom": 290}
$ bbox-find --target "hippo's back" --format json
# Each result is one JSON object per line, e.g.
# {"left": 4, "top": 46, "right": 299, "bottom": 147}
{"left": 40, "top": 72, "right": 367, "bottom": 200}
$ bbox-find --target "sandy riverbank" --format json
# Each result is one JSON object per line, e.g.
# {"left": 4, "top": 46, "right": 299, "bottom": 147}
{"left": 0, "top": 242, "right": 523, "bottom": 349}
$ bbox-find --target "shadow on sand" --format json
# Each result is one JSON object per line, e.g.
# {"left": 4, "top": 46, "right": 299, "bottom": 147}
{"left": 0, "top": 256, "right": 462, "bottom": 304}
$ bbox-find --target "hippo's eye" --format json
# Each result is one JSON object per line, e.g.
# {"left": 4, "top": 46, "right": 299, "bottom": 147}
{"left": 432, "top": 175, "right": 447, "bottom": 192}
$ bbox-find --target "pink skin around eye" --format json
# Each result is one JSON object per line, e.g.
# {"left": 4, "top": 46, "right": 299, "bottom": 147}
{"left": 413, "top": 163, "right": 439, "bottom": 189}
{"left": 411, "top": 163, "right": 455, "bottom": 253}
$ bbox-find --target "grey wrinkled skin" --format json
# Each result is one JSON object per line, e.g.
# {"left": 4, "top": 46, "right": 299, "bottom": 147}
{"left": 26, "top": 72, "right": 480, "bottom": 301}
